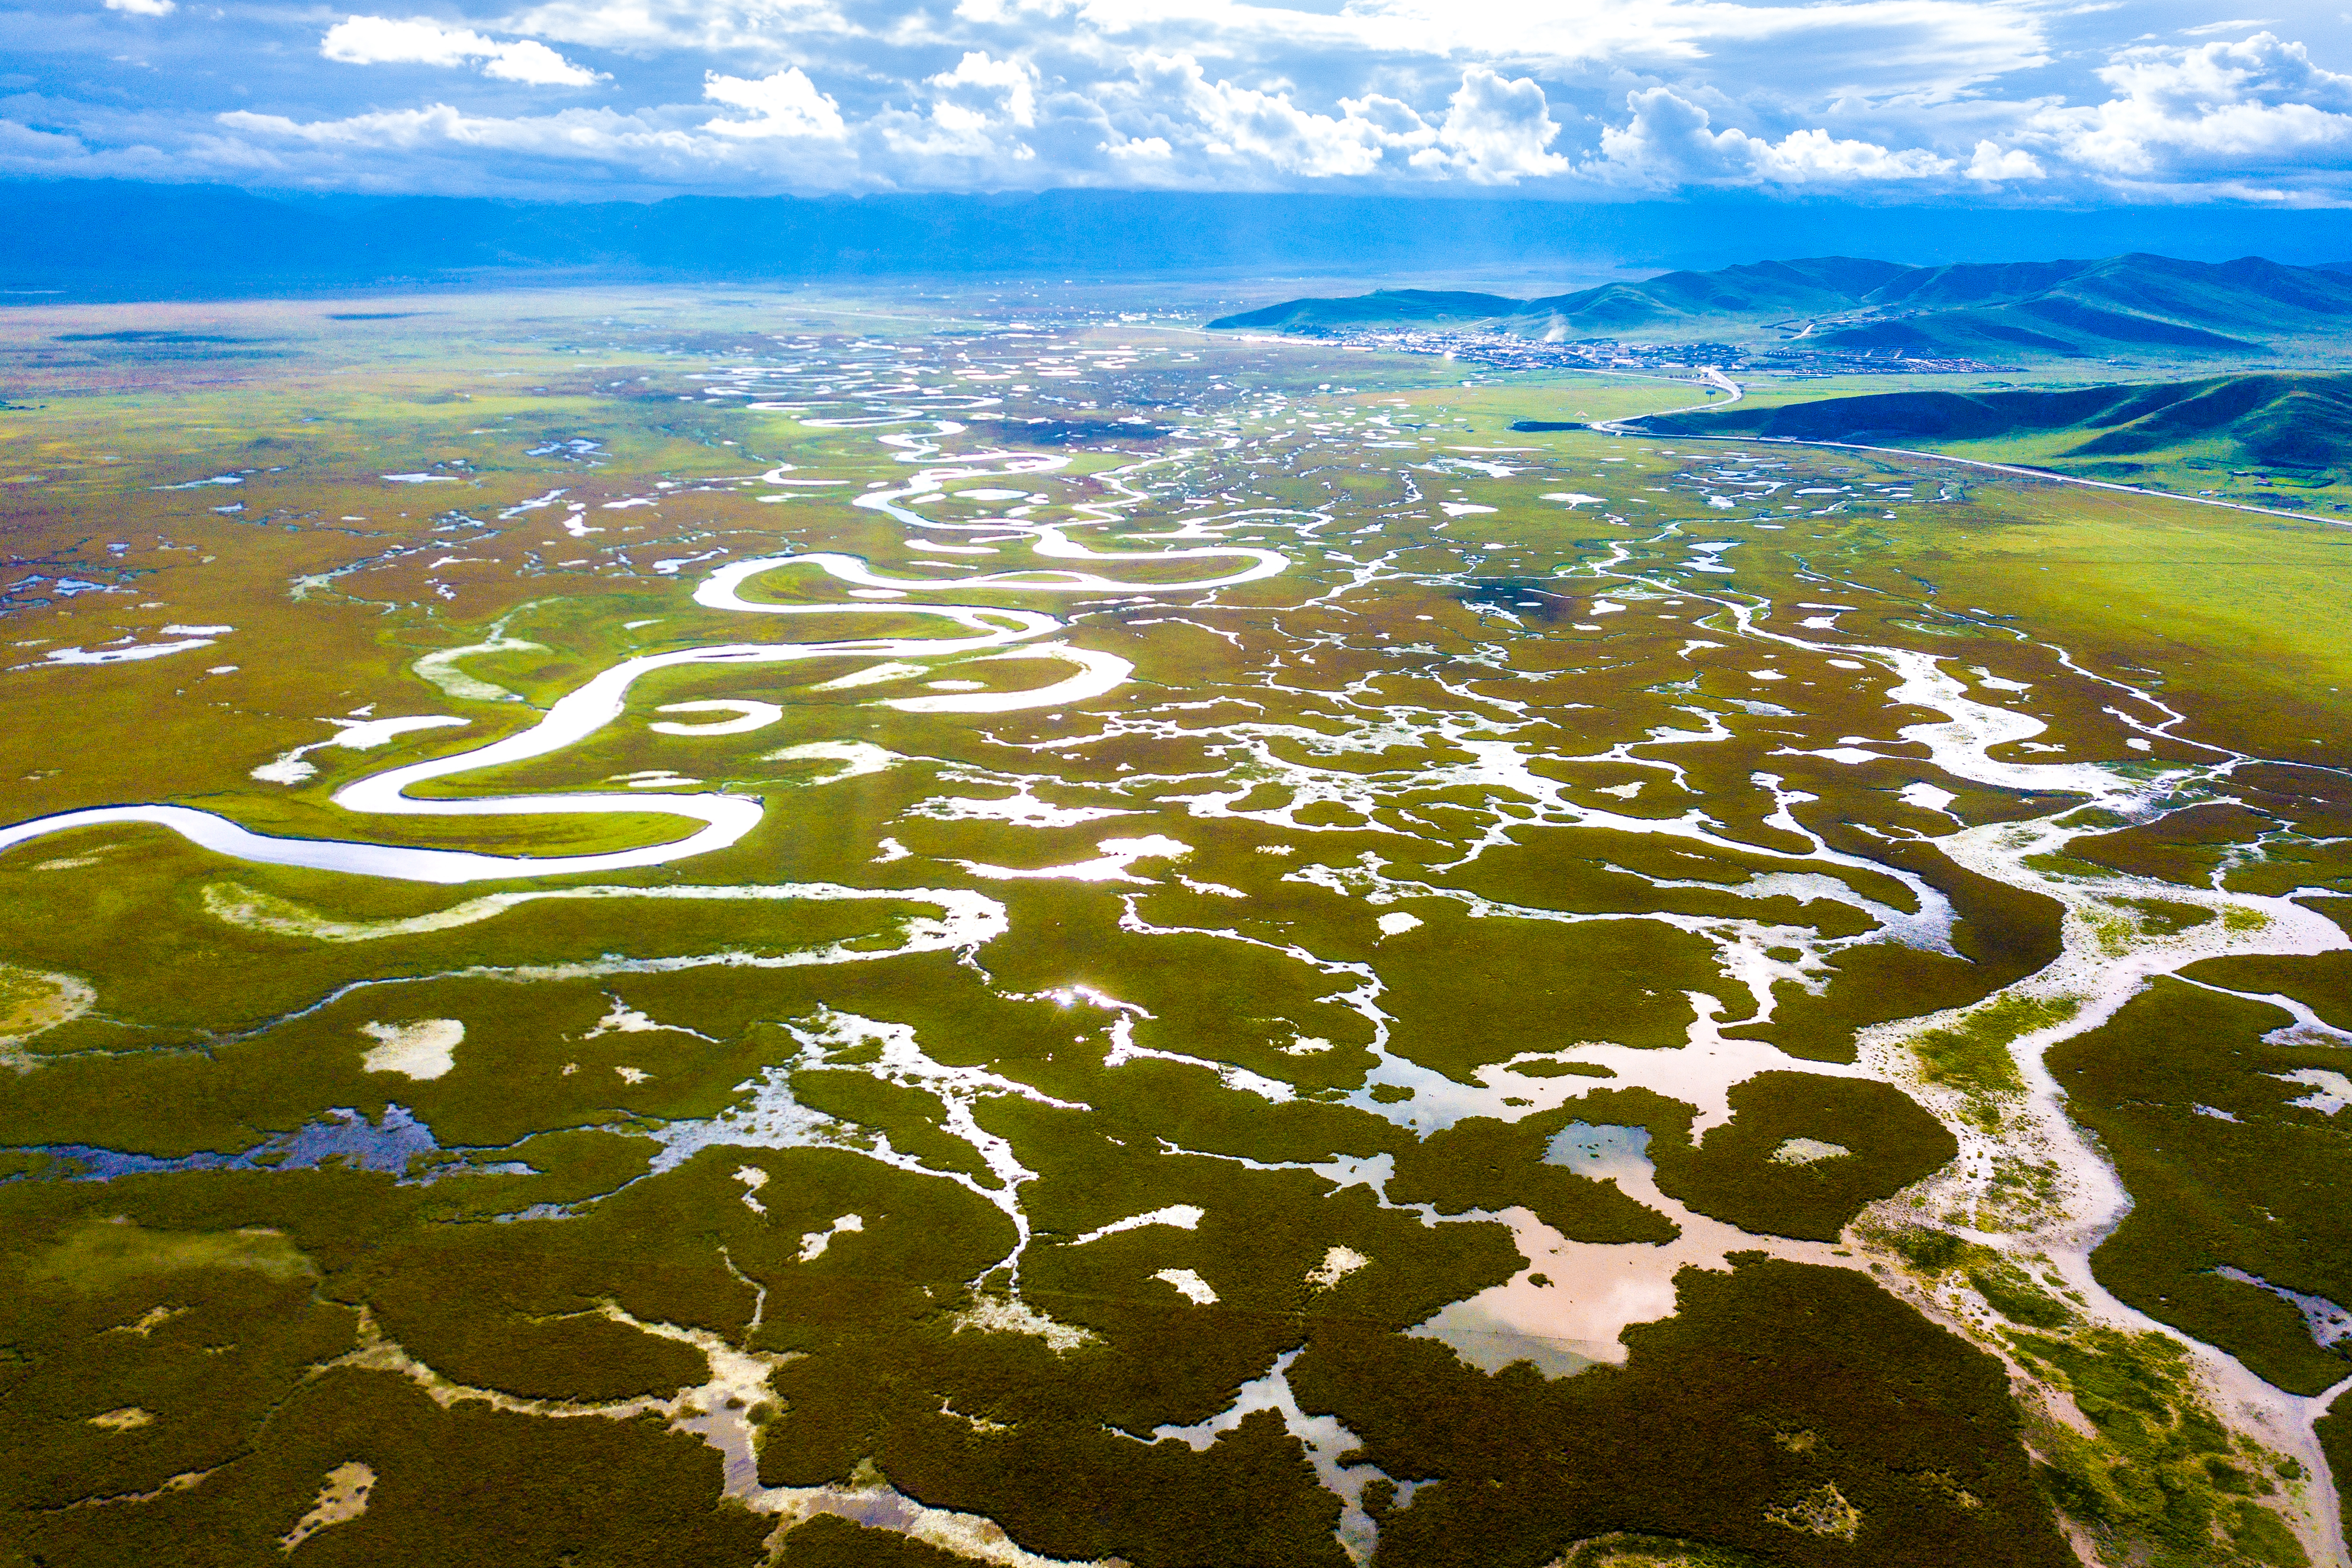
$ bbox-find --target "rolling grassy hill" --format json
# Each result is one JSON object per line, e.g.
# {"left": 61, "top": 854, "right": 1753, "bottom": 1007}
{"left": 1631, "top": 372, "right": 2352, "bottom": 508}
{"left": 1208, "top": 254, "right": 2352, "bottom": 360}
{"left": 1209, "top": 288, "right": 1524, "bottom": 332}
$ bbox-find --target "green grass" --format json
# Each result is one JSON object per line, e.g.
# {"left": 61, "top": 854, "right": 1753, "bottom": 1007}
{"left": 2319, "top": 1392, "right": 2352, "bottom": 1549}
{"left": 1649, "top": 1073, "right": 1958, "bottom": 1241}
{"left": 2014, "top": 1328, "right": 2308, "bottom": 1567}
{"left": 2049, "top": 978, "right": 2352, "bottom": 1395}
{"left": 1386, "top": 1103, "right": 1678, "bottom": 1244}
{"left": 1292, "top": 1255, "right": 2075, "bottom": 1568}
{"left": 1910, "top": 993, "right": 2079, "bottom": 1113}
{"left": 1640, "top": 374, "right": 2352, "bottom": 514}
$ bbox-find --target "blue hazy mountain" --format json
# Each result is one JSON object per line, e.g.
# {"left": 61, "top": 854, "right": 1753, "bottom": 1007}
{"left": 10, "top": 181, "right": 2352, "bottom": 300}
{"left": 1210, "top": 255, "right": 2352, "bottom": 357}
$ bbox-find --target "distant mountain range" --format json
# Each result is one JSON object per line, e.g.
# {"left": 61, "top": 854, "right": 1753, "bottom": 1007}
{"left": 1634, "top": 372, "right": 2352, "bottom": 477}
{"left": 1209, "top": 255, "right": 2352, "bottom": 358}
{"left": 8, "top": 181, "right": 2352, "bottom": 300}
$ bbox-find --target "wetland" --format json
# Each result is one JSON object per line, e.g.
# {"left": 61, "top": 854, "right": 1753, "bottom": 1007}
{"left": 1, "top": 282, "right": 2348, "bottom": 1567}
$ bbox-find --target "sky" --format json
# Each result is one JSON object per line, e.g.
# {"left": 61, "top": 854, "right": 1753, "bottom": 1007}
{"left": 8, "top": 0, "right": 2352, "bottom": 205}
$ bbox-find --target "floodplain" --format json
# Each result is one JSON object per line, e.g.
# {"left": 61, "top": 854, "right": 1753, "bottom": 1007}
{"left": 1, "top": 284, "right": 2348, "bottom": 1568}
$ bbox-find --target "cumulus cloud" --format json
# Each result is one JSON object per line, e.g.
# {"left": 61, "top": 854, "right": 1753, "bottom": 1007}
{"left": 103, "top": 0, "right": 176, "bottom": 15}
{"left": 213, "top": 88, "right": 874, "bottom": 190}
{"left": 1410, "top": 69, "right": 1569, "bottom": 185}
{"left": 1594, "top": 86, "right": 1952, "bottom": 186}
{"left": 1340, "top": 94, "right": 1436, "bottom": 150}
{"left": 1103, "top": 135, "right": 1173, "bottom": 161}
{"left": 2029, "top": 32, "right": 2352, "bottom": 178}
{"left": 703, "top": 67, "right": 847, "bottom": 139}
{"left": 934, "top": 51, "right": 1037, "bottom": 128}
{"left": 1118, "top": 53, "right": 1388, "bottom": 178}
{"left": 1966, "top": 140, "right": 2042, "bottom": 181}
{"left": 879, "top": 51, "right": 1041, "bottom": 161}
{"left": 221, "top": 102, "right": 657, "bottom": 153}
{"left": 1084, "top": 61, "right": 1566, "bottom": 185}
{"left": 320, "top": 15, "right": 605, "bottom": 88}
{"left": 214, "top": 100, "right": 799, "bottom": 183}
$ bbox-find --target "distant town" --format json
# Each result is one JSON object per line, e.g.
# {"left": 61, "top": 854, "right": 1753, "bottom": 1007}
{"left": 1295, "top": 326, "right": 2000, "bottom": 378}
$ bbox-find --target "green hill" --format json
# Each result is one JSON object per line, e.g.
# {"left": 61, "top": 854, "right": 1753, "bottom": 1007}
{"left": 1633, "top": 372, "right": 2352, "bottom": 501}
{"left": 1207, "top": 288, "right": 1522, "bottom": 332}
{"left": 1504, "top": 257, "right": 1912, "bottom": 334}
{"left": 1208, "top": 254, "right": 2352, "bottom": 359}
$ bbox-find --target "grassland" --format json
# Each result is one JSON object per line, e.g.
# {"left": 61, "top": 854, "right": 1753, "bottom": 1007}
{"left": 0, "top": 282, "right": 2347, "bottom": 1567}
{"left": 1638, "top": 373, "right": 2352, "bottom": 514}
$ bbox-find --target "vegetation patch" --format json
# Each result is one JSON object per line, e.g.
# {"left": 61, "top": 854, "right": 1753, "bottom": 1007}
{"left": 2318, "top": 1390, "right": 2352, "bottom": 1547}
{"left": 2047, "top": 979, "right": 2352, "bottom": 1394}
{"left": 1738, "top": 844, "right": 2062, "bottom": 1065}
{"left": 1965, "top": 1260, "right": 2075, "bottom": 1329}
{"left": 2012, "top": 1327, "right": 2307, "bottom": 1567}
{"left": 1647, "top": 1073, "right": 1958, "bottom": 1242}
{"left": 28, "top": 1215, "right": 317, "bottom": 1290}
{"left": 1373, "top": 912, "right": 1720, "bottom": 1081}
{"left": 1765, "top": 1480, "right": 1861, "bottom": 1540}
{"left": 0, "top": 962, "right": 95, "bottom": 1064}
{"left": 1292, "top": 1255, "right": 2073, "bottom": 1567}
{"left": 1910, "top": 993, "right": 2078, "bottom": 1119}
{"left": 1388, "top": 1103, "right": 1679, "bottom": 1244}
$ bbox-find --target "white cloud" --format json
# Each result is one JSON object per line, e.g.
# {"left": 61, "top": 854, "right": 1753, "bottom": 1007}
{"left": 1122, "top": 52, "right": 1389, "bottom": 177}
{"left": 320, "top": 15, "right": 605, "bottom": 88}
{"left": 213, "top": 92, "right": 868, "bottom": 188}
{"left": 1085, "top": 59, "right": 1569, "bottom": 183}
{"left": 934, "top": 51, "right": 1038, "bottom": 128}
{"left": 2029, "top": 32, "right": 2352, "bottom": 176}
{"left": 323, "top": 17, "right": 478, "bottom": 68}
{"left": 475, "top": 38, "right": 604, "bottom": 86}
{"left": 1965, "top": 139, "right": 2044, "bottom": 181}
{"left": 221, "top": 102, "right": 649, "bottom": 152}
{"left": 103, "top": 0, "right": 176, "bottom": 15}
{"left": 878, "top": 50, "right": 1041, "bottom": 161}
{"left": 1594, "top": 86, "right": 1952, "bottom": 185}
{"left": 703, "top": 67, "right": 848, "bottom": 139}
{"left": 478, "top": 40, "right": 604, "bottom": 86}
{"left": 1413, "top": 67, "right": 1567, "bottom": 185}
{"left": 2181, "top": 18, "right": 2277, "bottom": 37}
{"left": 0, "top": 118, "right": 101, "bottom": 161}
{"left": 501, "top": 0, "right": 860, "bottom": 55}
{"left": 1340, "top": 93, "right": 1436, "bottom": 151}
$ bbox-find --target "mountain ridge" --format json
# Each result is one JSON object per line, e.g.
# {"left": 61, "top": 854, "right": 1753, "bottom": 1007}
{"left": 1209, "top": 253, "right": 2352, "bottom": 359}
{"left": 1630, "top": 371, "right": 2352, "bottom": 478}
{"left": 14, "top": 182, "right": 2352, "bottom": 301}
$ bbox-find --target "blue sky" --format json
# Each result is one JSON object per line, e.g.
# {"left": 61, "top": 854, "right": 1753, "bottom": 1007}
{"left": 9, "top": 0, "right": 2352, "bottom": 203}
